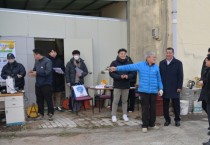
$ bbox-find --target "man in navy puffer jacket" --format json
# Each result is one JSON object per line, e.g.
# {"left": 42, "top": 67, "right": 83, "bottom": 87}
{"left": 109, "top": 51, "right": 163, "bottom": 133}
{"left": 109, "top": 49, "right": 136, "bottom": 123}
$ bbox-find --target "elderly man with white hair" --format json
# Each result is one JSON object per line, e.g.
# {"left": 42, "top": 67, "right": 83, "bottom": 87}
{"left": 109, "top": 51, "right": 163, "bottom": 133}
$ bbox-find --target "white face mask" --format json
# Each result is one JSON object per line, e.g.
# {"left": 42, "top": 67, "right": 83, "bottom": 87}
{"left": 8, "top": 59, "right": 15, "bottom": 63}
{"left": 73, "top": 55, "right": 80, "bottom": 60}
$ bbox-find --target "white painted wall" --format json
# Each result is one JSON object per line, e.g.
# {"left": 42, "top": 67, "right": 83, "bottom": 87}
{"left": 0, "top": 9, "right": 127, "bottom": 107}
{"left": 177, "top": 0, "right": 210, "bottom": 85}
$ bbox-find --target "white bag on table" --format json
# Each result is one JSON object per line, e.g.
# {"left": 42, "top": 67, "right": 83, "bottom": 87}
{"left": 6, "top": 76, "right": 16, "bottom": 93}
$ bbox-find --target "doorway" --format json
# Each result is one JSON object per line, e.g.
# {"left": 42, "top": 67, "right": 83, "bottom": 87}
{"left": 34, "top": 38, "right": 64, "bottom": 60}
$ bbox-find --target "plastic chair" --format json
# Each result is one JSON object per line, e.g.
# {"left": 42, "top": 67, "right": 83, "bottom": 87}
{"left": 73, "top": 88, "right": 94, "bottom": 115}
{"left": 95, "top": 94, "right": 112, "bottom": 112}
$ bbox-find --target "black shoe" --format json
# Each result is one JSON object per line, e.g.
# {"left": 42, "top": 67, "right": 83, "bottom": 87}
{"left": 175, "top": 121, "right": 180, "bottom": 127}
{"left": 203, "top": 140, "right": 210, "bottom": 145}
{"left": 164, "top": 121, "right": 171, "bottom": 126}
{"left": 208, "top": 127, "right": 210, "bottom": 130}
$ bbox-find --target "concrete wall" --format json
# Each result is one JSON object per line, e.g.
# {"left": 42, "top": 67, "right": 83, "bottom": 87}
{"left": 177, "top": 0, "right": 210, "bottom": 84}
{"left": 129, "top": 0, "right": 210, "bottom": 85}
{"left": 128, "top": 0, "right": 172, "bottom": 63}
{"left": 101, "top": 2, "right": 126, "bottom": 19}
{"left": 0, "top": 9, "right": 127, "bottom": 107}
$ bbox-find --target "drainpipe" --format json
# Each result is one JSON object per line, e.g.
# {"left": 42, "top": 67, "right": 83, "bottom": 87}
{"left": 172, "top": 0, "right": 177, "bottom": 57}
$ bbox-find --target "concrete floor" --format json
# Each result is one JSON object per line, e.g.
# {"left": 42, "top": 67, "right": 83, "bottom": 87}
{"left": 0, "top": 108, "right": 209, "bottom": 145}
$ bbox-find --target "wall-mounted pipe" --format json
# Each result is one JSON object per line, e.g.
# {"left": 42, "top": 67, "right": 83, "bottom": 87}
{"left": 172, "top": 0, "right": 177, "bottom": 57}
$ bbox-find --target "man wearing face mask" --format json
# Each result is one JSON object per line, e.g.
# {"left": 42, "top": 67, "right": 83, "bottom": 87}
{"left": 65, "top": 50, "right": 88, "bottom": 110}
{"left": 1, "top": 53, "right": 26, "bottom": 90}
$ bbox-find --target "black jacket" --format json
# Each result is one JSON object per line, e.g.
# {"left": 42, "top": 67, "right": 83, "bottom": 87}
{"left": 33, "top": 57, "right": 53, "bottom": 87}
{"left": 65, "top": 58, "right": 88, "bottom": 85}
{"left": 199, "top": 68, "right": 210, "bottom": 102}
{"left": 127, "top": 56, "right": 137, "bottom": 86}
{"left": 1, "top": 61, "right": 26, "bottom": 89}
{"left": 201, "top": 59, "right": 206, "bottom": 81}
{"left": 49, "top": 56, "right": 65, "bottom": 92}
{"left": 159, "top": 58, "right": 183, "bottom": 98}
{"left": 109, "top": 56, "right": 135, "bottom": 89}
{"left": 199, "top": 59, "right": 206, "bottom": 101}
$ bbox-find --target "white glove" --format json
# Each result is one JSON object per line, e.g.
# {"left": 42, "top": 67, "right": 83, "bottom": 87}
{"left": 17, "top": 74, "right": 22, "bottom": 78}
{"left": 158, "top": 90, "right": 163, "bottom": 96}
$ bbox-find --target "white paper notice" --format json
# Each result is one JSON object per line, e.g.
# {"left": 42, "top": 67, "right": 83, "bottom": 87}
{"left": 53, "top": 68, "right": 64, "bottom": 74}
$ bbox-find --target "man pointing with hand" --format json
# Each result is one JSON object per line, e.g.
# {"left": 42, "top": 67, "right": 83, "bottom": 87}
{"left": 109, "top": 51, "right": 163, "bottom": 133}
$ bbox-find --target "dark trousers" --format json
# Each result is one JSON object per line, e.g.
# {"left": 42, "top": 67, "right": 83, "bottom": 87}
{"left": 35, "top": 85, "right": 54, "bottom": 116}
{"left": 207, "top": 103, "right": 210, "bottom": 127}
{"left": 140, "top": 93, "right": 157, "bottom": 128}
{"left": 202, "top": 100, "right": 207, "bottom": 114}
{"left": 128, "top": 88, "right": 136, "bottom": 111}
{"left": 163, "top": 98, "right": 180, "bottom": 122}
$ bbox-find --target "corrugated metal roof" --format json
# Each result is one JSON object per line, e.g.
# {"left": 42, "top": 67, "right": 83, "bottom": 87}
{"left": 0, "top": 0, "right": 127, "bottom": 16}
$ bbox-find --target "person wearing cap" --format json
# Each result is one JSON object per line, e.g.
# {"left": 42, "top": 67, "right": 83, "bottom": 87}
{"left": 199, "top": 48, "right": 210, "bottom": 115}
{"left": 201, "top": 54, "right": 210, "bottom": 145}
{"left": 159, "top": 47, "right": 183, "bottom": 127}
{"left": 1, "top": 53, "right": 26, "bottom": 90}
{"left": 109, "top": 51, "right": 163, "bottom": 133}
{"left": 48, "top": 49, "right": 65, "bottom": 111}
{"left": 109, "top": 48, "right": 136, "bottom": 123}
{"left": 65, "top": 50, "right": 88, "bottom": 110}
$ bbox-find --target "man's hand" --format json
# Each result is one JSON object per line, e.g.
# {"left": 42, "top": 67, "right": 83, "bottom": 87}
{"left": 28, "top": 70, "right": 36, "bottom": 77}
{"left": 123, "top": 75, "right": 128, "bottom": 79}
{"left": 177, "top": 89, "right": 182, "bottom": 92}
{"left": 158, "top": 90, "right": 163, "bottom": 96}
{"left": 198, "top": 81, "right": 203, "bottom": 86}
{"left": 67, "top": 83, "right": 71, "bottom": 87}
{"left": 109, "top": 67, "right": 116, "bottom": 72}
{"left": 76, "top": 73, "right": 82, "bottom": 77}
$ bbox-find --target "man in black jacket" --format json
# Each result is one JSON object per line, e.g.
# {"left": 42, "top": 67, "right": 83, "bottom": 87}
{"left": 109, "top": 48, "right": 135, "bottom": 122}
{"left": 199, "top": 48, "right": 210, "bottom": 114}
{"left": 159, "top": 47, "right": 183, "bottom": 127}
{"left": 29, "top": 48, "right": 54, "bottom": 121}
{"left": 1, "top": 53, "right": 26, "bottom": 90}
{"left": 127, "top": 56, "right": 137, "bottom": 112}
{"left": 65, "top": 50, "right": 88, "bottom": 110}
{"left": 48, "top": 49, "right": 65, "bottom": 111}
{"left": 202, "top": 54, "right": 210, "bottom": 145}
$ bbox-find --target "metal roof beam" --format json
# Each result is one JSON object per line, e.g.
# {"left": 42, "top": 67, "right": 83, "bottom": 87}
{"left": 43, "top": 0, "right": 52, "bottom": 9}
{"left": 42, "top": 9, "right": 100, "bottom": 14}
{"left": 3, "top": 0, "right": 7, "bottom": 8}
{"left": 62, "top": 0, "right": 77, "bottom": 10}
{"left": 24, "top": 0, "right": 30, "bottom": 9}
{"left": 80, "top": 0, "right": 98, "bottom": 10}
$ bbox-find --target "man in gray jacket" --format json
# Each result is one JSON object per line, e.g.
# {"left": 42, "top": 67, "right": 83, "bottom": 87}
{"left": 29, "top": 48, "right": 54, "bottom": 121}
{"left": 65, "top": 50, "right": 88, "bottom": 110}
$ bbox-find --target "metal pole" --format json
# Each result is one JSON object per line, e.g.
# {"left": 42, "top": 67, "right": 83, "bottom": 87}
{"left": 172, "top": 0, "right": 177, "bottom": 57}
